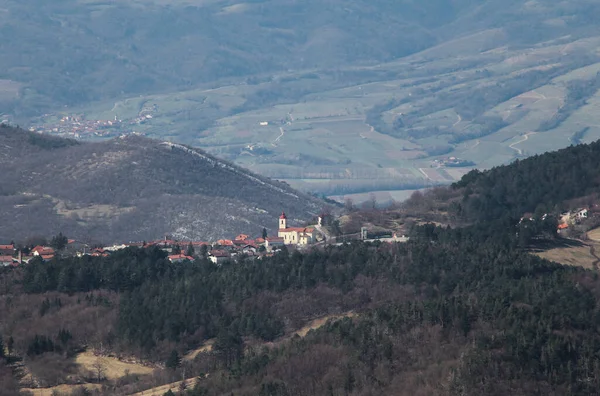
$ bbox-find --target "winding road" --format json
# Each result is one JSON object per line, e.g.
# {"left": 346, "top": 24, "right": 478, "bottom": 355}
{"left": 509, "top": 132, "right": 536, "bottom": 156}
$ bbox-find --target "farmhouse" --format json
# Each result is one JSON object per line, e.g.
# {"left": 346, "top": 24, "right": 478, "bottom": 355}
{"left": 168, "top": 254, "right": 194, "bottom": 263}
{"left": 277, "top": 212, "right": 316, "bottom": 246}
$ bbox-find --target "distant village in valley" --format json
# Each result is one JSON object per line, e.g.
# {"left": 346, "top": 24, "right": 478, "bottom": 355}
{"left": 28, "top": 104, "right": 159, "bottom": 139}
{"left": 0, "top": 211, "right": 410, "bottom": 268}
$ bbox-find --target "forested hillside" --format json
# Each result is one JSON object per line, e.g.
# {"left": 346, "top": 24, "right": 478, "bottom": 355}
{"left": 2, "top": 223, "right": 600, "bottom": 395}
{"left": 0, "top": 125, "right": 324, "bottom": 242}
{"left": 5, "top": 139, "right": 600, "bottom": 393}
{"left": 452, "top": 140, "right": 600, "bottom": 223}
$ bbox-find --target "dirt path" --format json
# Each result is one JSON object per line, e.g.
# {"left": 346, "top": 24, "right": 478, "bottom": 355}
{"left": 452, "top": 114, "right": 462, "bottom": 127}
{"left": 509, "top": 132, "right": 536, "bottom": 155}
{"left": 129, "top": 378, "right": 199, "bottom": 396}
{"left": 293, "top": 312, "right": 357, "bottom": 338}
{"left": 272, "top": 127, "right": 285, "bottom": 146}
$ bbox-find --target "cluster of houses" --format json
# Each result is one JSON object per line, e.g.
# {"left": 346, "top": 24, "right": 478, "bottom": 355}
{"left": 0, "top": 212, "right": 328, "bottom": 267}
{"left": 519, "top": 207, "right": 594, "bottom": 234}
{"left": 557, "top": 208, "right": 590, "bottom": 231}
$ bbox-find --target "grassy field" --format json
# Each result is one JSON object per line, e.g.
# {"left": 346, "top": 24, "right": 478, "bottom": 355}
{"left": 21, "top": 350, "right": 155, "bottom": 396}
{"left": 22, "top": 384, "right": 103, "bottom": 396}
{"left": 588, "top": 228, "right": 600, "bottom": 242}
{"left": 75, "top": 351, "right": 154, "bottom": 380}
{"left": 534, "top": 238, "right": 600, "bottom": 269}
{"left": 34, "top": 25, "right": 600, "bottom": 197}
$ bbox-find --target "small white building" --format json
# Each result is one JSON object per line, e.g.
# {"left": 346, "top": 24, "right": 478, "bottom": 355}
{"left": 576, "top": 208, "right": 589, "bottom": 220}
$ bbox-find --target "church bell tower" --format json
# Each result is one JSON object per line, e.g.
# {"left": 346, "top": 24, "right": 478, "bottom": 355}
{"left": 279, "top": 212, "right": 287, "bottom": 230}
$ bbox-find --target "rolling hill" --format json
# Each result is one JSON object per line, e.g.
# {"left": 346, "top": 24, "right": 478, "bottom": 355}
{"left": 4, "top": 0, "right": 600, "bottom": 200}
{"left": 0, "top": 125, "right": 325, "bottom": 243}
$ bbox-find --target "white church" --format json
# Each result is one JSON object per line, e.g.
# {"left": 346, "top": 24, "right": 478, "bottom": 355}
{"left": 277, "top": 212, "right": 316, "bottom": 246}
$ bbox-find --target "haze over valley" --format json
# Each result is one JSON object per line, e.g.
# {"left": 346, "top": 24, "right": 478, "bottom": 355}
{"left": 3, "top": 0, "right": 600, "bottom": 202}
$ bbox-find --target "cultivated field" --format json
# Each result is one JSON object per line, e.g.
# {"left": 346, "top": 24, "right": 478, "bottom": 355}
{"left": 38, "top": 22, "right": 600, "bottom": 197}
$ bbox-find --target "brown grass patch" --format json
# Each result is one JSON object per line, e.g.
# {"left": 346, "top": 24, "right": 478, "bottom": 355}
{"left": 75, "top": 351, "right": 154, "bottom": 380}
{"left": 129, "top": 377, "right": 199, "bottom": 396}
{"left": 183, "top": 339, "right": 214, "bottom": 361}
{"left": 587, "top": 227, "right": 600, "bottom": 242}
{"left": 22, "top": 384, "right": 102, "bottom": 396}
{"left": 535, "top": 243, "right": 599, "bottom": 269}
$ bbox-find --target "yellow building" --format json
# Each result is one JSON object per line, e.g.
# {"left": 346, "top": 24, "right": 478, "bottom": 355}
{"left": 277, "top": 212, "right": 315, "bottom": 246}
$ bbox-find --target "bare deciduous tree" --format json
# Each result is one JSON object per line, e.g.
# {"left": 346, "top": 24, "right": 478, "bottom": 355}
{"left": 92, "top": 358, "right": 107, "bottom": 383}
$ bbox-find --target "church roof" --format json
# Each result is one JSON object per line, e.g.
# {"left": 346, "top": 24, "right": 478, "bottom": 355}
{"left": 280, "top": 211, "right": 287, "bottom": 219}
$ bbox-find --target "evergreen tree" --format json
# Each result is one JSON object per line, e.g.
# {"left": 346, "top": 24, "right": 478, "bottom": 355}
{"left": 7, "top": 336, "right": 13, "bottom": 357}
{"left": 200, "top": 244, "right": 208, "bottom": 259}
{"left": 262, "top": 227, "right": 268, "bottom": 239}
{"left": 172, "top": 244, "right": 182, "bottom": 255}
{"left": 165, "top": 349, "right": 181, "bottom": 370}
{"left": 50, "top": 232, "right": 68, "bottom": 251}
{"left": 186, "top": 242, "right": 195, "bottom": 257}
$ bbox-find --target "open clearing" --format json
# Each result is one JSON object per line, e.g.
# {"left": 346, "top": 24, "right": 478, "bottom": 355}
{"left": 534, "top": 238, "right": 600, "bottom": 269}
{"left": 183, "top": 339, "right": 214, "bottom": 361}
{"left": 587, "top": 227, "right": 600, "bottom": 242}
{"left": 130, "top": 377, "right": 199, "bottom": 396}
{"left": 75, "top": 351, "right": 155, "bottom": 380}
{"left": 22, "top": 384, "right": 102, "bottom": 396}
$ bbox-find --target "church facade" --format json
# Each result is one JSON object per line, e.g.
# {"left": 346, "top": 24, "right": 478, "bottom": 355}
{"left": 277, "top": 212, "right": 316, "bottom": 246}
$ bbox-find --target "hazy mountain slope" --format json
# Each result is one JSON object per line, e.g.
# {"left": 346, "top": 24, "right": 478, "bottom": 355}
{"left": 0, "top": 125, "right": 324, "bottom": 243}
{"left": 2, "top": 0, "right": 599, "bottom": 117}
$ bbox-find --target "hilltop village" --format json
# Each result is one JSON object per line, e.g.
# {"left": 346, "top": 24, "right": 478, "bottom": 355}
{"left": 0, "top": 212, "right": 409, "bottom": 268}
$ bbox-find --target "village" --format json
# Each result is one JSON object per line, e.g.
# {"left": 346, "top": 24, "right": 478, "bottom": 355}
{"left": 0, "top": 211, "right": 409, "bottom": 268}
{"left": 28, "top": 104, "right": 158, "bottom": 139}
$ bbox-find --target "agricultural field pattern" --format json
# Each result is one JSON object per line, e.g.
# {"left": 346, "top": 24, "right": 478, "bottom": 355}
{"left": 3, "top": 0, "right": 600, "bottom": 203}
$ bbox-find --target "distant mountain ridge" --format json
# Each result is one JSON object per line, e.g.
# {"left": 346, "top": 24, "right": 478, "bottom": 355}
{"left": 0, "top": 125, "right": 325, "bottom": 243}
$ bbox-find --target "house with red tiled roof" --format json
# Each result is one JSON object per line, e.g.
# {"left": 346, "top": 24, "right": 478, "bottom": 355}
{"left": 32, "top": 246, "right": 55, "bottom": 257}
{"left": 0, "top": 244, "right": 14, "bottom": 256}
{"left": 168, "top": 254, "right": 194, "bottom": 263}
{"left": 209, "top": 250, "right": 230, "bottom": 265}
{"left": 277, "top": 212, "right": 316, "bottom": 245}
{"left": 265, "top": 237, "right": 284, "bottom": 250}
{"left": 234, "top": 234, "right": 250, "bottom": 241}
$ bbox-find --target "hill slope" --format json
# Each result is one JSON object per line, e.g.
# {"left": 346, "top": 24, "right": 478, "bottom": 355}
{"left": 0, "top": 125, "right": 324, "bottom": 243}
